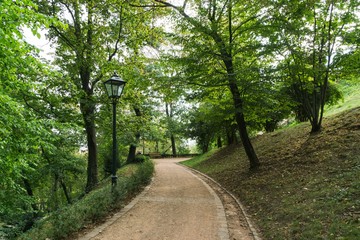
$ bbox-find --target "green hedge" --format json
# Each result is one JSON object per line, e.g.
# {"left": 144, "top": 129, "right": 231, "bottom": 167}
{"left": 17, "top": 160, "right": 154, "bottom": 240}
{"left": 134, "top": 154, "right": 150, "bottom": 163}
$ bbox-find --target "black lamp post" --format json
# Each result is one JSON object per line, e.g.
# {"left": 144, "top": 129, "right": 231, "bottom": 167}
{"left": 104, "top": 73, "right": 126, "bottom": 187}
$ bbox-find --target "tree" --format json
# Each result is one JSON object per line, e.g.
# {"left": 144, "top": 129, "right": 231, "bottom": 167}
{"left": 185, "top": 105, "right": 220, "bottom": 153}
{"left": 142, "top": 0, "right": 268, "bottom": 168}
{"left": 164, "top": 102, "right": 178, "bottom": 156}
{"left": 269, "top": 0, "right": 360, "bottom": 132}
{"left": 142, "top": 60, "right": 189, "bottom": 156}
{"left": 0, "top": 0, "right": 58, "bottom": 229}
{"left": 36, "top": 0, "right": 160, "bottom": 191}
{"left": 183, "top": 81, "right": 240, "bottom": 151}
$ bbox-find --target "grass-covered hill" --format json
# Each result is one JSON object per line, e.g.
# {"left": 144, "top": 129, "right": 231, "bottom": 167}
{"left": 182, "top": 107, "right": 360, "bottom": 239}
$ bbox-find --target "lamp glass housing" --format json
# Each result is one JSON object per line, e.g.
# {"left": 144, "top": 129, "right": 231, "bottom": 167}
{"left": 104, "top": 74, "right": 126, "bottom": 99}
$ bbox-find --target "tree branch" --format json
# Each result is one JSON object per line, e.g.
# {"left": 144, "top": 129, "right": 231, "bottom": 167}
{"left": 58, "top": 1, "right": 76, "bottom": 25}
{"left": 216, "top": 0, "right": 229, "bottom": 22}
{"left": 108, "top": 6, "right": 123, "bottom": 61}
{"left": 126, "top": 0, "right": 167, "bottom": 8}
{"left": 49, "top": 25, "right": 77, "bottom": 52}
{"left": 231, "top": 14, "right": 259, "bottom": 39}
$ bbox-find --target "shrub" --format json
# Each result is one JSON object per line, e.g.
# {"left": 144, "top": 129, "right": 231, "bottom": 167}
{"left": 133, "top": 154, "right": 150, "bottom": 163}
{"left": 17, "top": 160, "right": 154, "bottom": 240}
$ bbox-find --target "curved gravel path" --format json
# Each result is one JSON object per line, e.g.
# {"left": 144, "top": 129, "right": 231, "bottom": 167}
{"left": 77, "top": 158, "right": 256, "bottom": 240}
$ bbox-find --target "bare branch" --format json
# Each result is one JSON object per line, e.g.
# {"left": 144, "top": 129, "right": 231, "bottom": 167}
{"left": 58, "top": 1, "right": 76, "bottom": 25}
{"left": 92, "top": 73, "right": 103, "bottom": 88}
{"left": 125, "top": 0, "right": 167, "bottom": 8}
{"left": 183, "top": 0, "right": 188, "bottom": 9}
{"left": 108, "top": 6, "right": 123, "bottom": 61}
{"left": 23, "top": 96, "right": 52, "bottom": 120}
{"left": 228, "top": 0, "right": 232, "bottom": 45}
{"left": 154, "top": 0, "right": 179, "bottom": 8}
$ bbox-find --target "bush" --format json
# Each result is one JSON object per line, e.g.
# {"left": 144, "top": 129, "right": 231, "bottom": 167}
{"left": 133, "top": 154, "right": 150, "bottom": 163}
{"left": 17, "top": 160, "right": 154, "bottom": 240}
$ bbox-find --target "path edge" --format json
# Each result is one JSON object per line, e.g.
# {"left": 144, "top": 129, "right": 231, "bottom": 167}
{"left": 178, "top": 163, "right": 262, "bottom": 240}
{"left": 77, "top": 177, "right": 154, "bottom": 240}
{"left": 182, "top": 165, "right": 230, "bottom": 240}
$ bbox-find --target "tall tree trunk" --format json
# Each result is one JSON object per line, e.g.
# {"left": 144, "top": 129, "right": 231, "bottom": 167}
{"left": 217, "top": 136, "right": 222, "bottom": 148}
{"left": 23, "top": 178, "right": 37, "bottom": 211}
{"left": 224, "top": 58, "right": 260, "bottom": 169}
{"left": 82, "top": 3, "right": 99, "bottom": 193}
{"left": 170, "top": 134, "right": 177, "bottom": 156}
{"left": 165, "top": 102, "right": 177, "bottom": 156}
{"left": 42, "top": 0, "right": 125, "bottom": 192}
{"left": 202, "top": 144, "right": 209, "bottom": 153}
{"left": 230, "top": 82, "right": 259, "bottom": 169}
{"left": 127, "top": 107, "right": 142, "bottom": 163}
{"left": 127, "top": 144, "right": 137, "bottom": 163}
{"left": 226, "top": 125, "right": 237, "bottom": 145}
{"left": 127, "top": 132, "right": 141, "bottom": 163}
{"left": 309, "top": 88, "right": 322, "bottom": 133}
{"left": 60, "top": 179, "right": 71, "bottom": 204}
{"left": 53, "top": 173, "right": 59, "bottom": 210}
{"left": 81, "top": 97, "right": 98, "bottom": 193}
{"left": 210, "top": 20, "right": 260, "bottom": 169}
{"left": 22, "top": 178, "right": 37, "bottom": 231}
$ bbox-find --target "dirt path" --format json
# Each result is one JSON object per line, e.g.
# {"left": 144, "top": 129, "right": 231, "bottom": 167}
{"left": 77, "top": 158, "right": 257, "bottom": 240}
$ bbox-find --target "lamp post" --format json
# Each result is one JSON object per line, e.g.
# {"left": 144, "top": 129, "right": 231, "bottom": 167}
{"left": 104, "top": 73, "right": 126, "bottom": 187}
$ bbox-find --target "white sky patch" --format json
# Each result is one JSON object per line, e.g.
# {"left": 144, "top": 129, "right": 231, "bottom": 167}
{"left": 23, "top": 27, "right": 54, "bottom": 61}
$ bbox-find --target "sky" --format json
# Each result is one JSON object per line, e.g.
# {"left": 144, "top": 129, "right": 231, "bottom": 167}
{"left": 23, "top": 27, "right": 54, "bottom": 61}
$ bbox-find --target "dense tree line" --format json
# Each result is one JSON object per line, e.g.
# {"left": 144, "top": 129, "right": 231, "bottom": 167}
{"left": 0, "top": 0, "right": 359, "bottom": 237}
{"left": 146, "top": 0, "right": 359, "bottom": 157}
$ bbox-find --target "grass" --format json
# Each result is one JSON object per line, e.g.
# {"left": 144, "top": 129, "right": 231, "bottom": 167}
{"left": 17, "top": 160, "right": 154, "bottom": 240}
{"left": 181, "top": 107, "right": 360, "bottom": 239}
{"left": 325, "top": 81, "right": 360, "bottom": 117}
{"left": 182, "top": 148, "right": 220, "bottom": 171}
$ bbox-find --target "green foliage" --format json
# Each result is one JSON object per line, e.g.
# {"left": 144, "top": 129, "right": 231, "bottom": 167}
{"left": 176, "top": 142, "right": 191, "bottom": 155}
{"left": 34, "top": 0, "right": 168, "bottom": 192}
{"left": 1, "top": 0, "right": 359, "bottom": 238}
{"left": 243, "top": 79, "right": 294, "bottom": 133}
{"left": 0, "top": 67, "right": 63, "bottom": 232}
{"left": 16, "top": 160, "right": 154, "bottom": 240}
{"left": 0, "top": 67, "right": 86, "bottom": 230}
{"left": 282, "top": 81, "right": 343, "bottom": 122}
{"left": 99, "top": 143, "right": 123, "bottom": 177}
{"left": 133, "top": 154, "right": 150, "bottom": 163}
{"left": 0, "top": 0, "right": 77, "bottom": 230}
{"left": 185, "top": 102, "right": 231, "bottom": 152}
{"left": 268, "top": 0, "right": 360, "bottom": 132}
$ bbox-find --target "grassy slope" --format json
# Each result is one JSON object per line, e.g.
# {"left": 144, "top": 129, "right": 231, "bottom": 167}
{"left": 325, "top": 81, "right": 360, "bottom": 117}
{"left": 182, "top": 107, "right": 360, "bottom": 239}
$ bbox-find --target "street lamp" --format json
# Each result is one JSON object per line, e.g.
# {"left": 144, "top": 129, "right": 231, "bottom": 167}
{"left": 104, "top": 73, "right": 126, "bottom": 187}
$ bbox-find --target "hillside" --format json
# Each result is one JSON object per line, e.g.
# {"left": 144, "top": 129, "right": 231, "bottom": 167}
{"left": 182, "top": 107, "right": 360, "bottom": 239}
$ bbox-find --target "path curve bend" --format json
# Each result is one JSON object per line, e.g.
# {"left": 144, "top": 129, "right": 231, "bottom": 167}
{"left": 78, "top": 158, "right": 246, "bottom": 240}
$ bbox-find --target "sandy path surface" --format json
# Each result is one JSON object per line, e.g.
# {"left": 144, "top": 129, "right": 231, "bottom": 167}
{"left": 78, "top": 158, "right": 256, "bottom": 240}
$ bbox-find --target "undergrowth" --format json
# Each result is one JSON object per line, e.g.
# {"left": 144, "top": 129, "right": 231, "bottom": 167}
{"left": 17, "top": 160, "right": 154, "bottom": 240}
